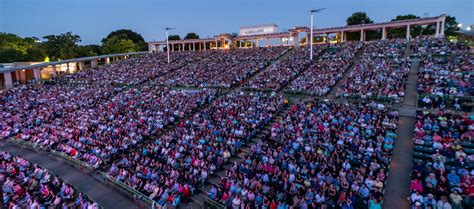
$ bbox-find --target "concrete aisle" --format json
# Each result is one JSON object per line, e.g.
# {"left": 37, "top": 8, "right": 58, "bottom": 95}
{"left": 383, "top": 116, "right": 415, "bottom": 209}
{"left": 0, "top": 143, "right": 143, "bottom": 209}
{"left": 383, "top": 50, "right": 419, "bottom": 209}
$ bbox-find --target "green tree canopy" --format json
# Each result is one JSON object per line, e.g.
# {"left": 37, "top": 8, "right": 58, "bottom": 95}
{"left": 444, "top": 15, "right": 460, "bottom": 37}
{"left": 76, "top": 44, "right": 102, "bottom": 57}
{"left": 42, "top": 32, "right": 81, "bottom": 61}
{"left": 184, "top": 33, "right": 200, "bottom": 40}
{"left": 0, "top": 33, "right": 46, "bottom": 62}
{"left": 102, "top": 36, "right": 139, "bottom": 54}
{"left": 102, "top": 29, "right": 148, "bottom": 51}
{"left": 389, "top": 14, "right": 421, "bottom": 38}
{"left": 0, "top": 48, "right": 24, "bottom": 63}
{"left": 345, "top": 12, "right": 376, "bottom": 41}
{"left": 168, "top": 35, "right": 181, "bottom": 40}
{"left": 346, "top": 12, "right": 373, "bottom": 25}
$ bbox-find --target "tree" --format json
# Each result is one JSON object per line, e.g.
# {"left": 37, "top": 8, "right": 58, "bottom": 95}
{"left": 444, "top": 15, "right": 460, "bottom": 37}
{"left": 168, "top": 35, "right": 181, "bottom": 40}
{"left": 184, "top": 33, "right": 200, "bottom": 40}
{"left": 0, "top": 33, "right": 46, "bottom": 62}
{"left": 102, "top": 29, "right": 148, "bottom": 51}
{"left": 76, "top": 45, "right": 102, "bottom": 57}
{"left": 24, "top": 47, "right": 46, "bottom": 61}
{"left": 102, "top": 36, "right": 139, "bottom": 54}
{"left": 345, "top": 12, "right": 377, "bottom": 41}
{"left": 42, "top": 32, "right": 81, "bottom": 60}
{"left": 389, "top": 15, "right": 422, "bottom": 38}
{"left": 0, "top": 48, "right": 24, "bottom": 63}
{"left": 346, "top": 12, "right": 373, "bottom": 26}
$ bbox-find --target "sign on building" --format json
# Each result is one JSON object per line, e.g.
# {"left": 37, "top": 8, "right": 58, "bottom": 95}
{"left": 239, "top": 24, "right": 278, "bottom": 36}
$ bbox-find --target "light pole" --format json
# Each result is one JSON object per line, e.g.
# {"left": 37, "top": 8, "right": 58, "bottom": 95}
{"left": 310, "top": 8, "right": 325, "bottom": 60}
{"left": 165, "top": 27, "right": 175, "bottom": 64}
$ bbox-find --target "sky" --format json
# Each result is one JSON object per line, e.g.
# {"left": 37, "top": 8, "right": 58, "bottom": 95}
{"left": 1, "top": 0, "right": 473, "bottom": 45}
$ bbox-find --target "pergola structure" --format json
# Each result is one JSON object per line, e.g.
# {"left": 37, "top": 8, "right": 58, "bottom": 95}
{"left": 0, "top": 51, "right": 147, "bottom": 89}
{"left": 148, "top": 15, "right": 447, "bottom": 52}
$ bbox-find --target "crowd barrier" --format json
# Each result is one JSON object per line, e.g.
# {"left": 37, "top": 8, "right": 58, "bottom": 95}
{"left": 6, "top": 138, "right": 96, "bottom": 173}
{"left": 337, "top": 94, "right": 402, "bottom": 103}
{"left": 49, "top": 149, "right": 95, "bottom": 173}
{"left": 203, "top": 196, "right": 225, "bottom": 209}
{"left": 99, "top": 172, "right": 156, "bottom": 208}
{"left": 417, "top": 94, "right": 474, "bottom": 111}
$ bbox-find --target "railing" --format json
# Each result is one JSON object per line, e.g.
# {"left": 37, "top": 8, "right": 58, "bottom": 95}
{"left": 7, "top": 138, "right": 96, "bottom": 173}
{"left": 203, "top": 197, "right": 225, "bottom": 209}
{"left": 99, "top": 172, "right": 155, "bottom": 208}
{"left": 337, "top": 94, "right": 401, "bottom": 103}
{"left": 417, "top": 94, "right": 474, "bottom": 111}
{"left": 50, "top": 149, "right": 95, "bottom": 173}
{"left": 7, "top": 138, "right": 48, "bottom": 152}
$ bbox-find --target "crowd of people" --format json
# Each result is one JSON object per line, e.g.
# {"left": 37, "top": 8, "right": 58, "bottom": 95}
{"left": 418, "top": 54, "right": 472, "bottom": 97}
{"left": 107, "top": 92, "right": 284, "bottom": 207}
{"left": 414, "top": 37, "right": 473, "bottom": 111}
{"left": 335, "top": 39, "right": 412, "bottom": 101}
{"left": 1, "top": 36, "right": 472, "bottom": 208}
{"left": 412, "top": 37, "right": 471, "bottom": 57}
{"left": 208, "top": 100, "right": 399, "bottom": 209}
{"left": 1, "top": 83, "right": 217, "bottom": 167}
{"left": 410, "top": 110, "right": 473, "bottom": 209}
{"left": 336, "top": 58, "right": 411, "bottom": 101}
{"left": 288, "top": 43, "right": 362, "bottom": 96}
{"left": 63, "top": 52, "right": 194, "bottom": 86}
{"left": 157, "top": 47, "right": 288, "bottom": 88}
{"left": 0, "top": 151, "right": 99, "bottom": 208}
{"left": 361, "top": 39, "right": 407, "bottom": 58}
{"left": 244, "top": 46, "right": 325, "bottom": 91}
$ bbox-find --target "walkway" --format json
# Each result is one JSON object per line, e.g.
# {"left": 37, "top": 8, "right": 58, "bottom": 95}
{"left": 383, "top": 47, "right": 419, "bottom": 209}
{"left": 0, "top": 143, "right": 142, "bottom": 209}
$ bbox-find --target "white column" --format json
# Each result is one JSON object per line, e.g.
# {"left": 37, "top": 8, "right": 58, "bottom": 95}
{"left": 382, "top": 27, "right": 387, "bottom": 40}
{"left": 340, "top": 31, "right": 344, "bottom": 42}
{"left": 105, "top": 57, "right": 110, "bottom": 64}
{"left": 256, "top": 39, "right": 259, "bottom": 47}
{"left": 440, "top": 20, "right": 445, "bottom": 37}
{"left": 66, "top": 63, "right": 70, "bottom": 74}
{"left": 172, "top": 44, "right": 175, "bottom": 52}
{"left": 406, "top": 25, "right": 411, "bottom": 40}
{"left": 215, "top": 40, "right": 218, "bottom": 49}
{"left": 3, "top": 72, "right": 13, "bottom": 89}
{"left": 33, "top": 68, "right": 41, "bottom": 81}
{"left": 293, "top": 33, "right": 299, "bottom": 46}
{"left": 204, "top": 42, "right": 207, "bottom": 50}
{"left": 78, "top": 61, "right": 85, "bottom": 71}
{"left": 435, "top": 21, "right": 440, "bottom": 37}
{"left": 91, "top": 59, "right": 98, "bottom": 68}
{"left": 360, "top": 29, "right": 364, "bottom": 42}
{"left": 193, "top": 42, "right": 196, "bottom": 51}
{"left": 51, "top": 65, "right": 57, "bottom": 78}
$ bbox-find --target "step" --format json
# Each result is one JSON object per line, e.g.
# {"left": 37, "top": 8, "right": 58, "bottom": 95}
{"left": 201, "top": 184, "right": 213, "bottom": 193}
{"left": 237, "top": 152, "right": 247, "bottom": 159}
{"left": 207, "top": 177, "right": 220, "bottom": 187}
{"left": 241, "top": 147, "right": 251, "bottom": 154}
{"left": 190, "top": 192, "right": 207, "bottom": 207}
{"left": 214, "top": 169, "right": 226, "bottom": 178}
{"left": 222, "top": 163, "right": 233, "bottom": 170}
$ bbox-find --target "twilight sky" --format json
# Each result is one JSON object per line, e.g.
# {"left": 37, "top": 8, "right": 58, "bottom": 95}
{"left": 1, "top": 0, "right": 473, "bottom": 45}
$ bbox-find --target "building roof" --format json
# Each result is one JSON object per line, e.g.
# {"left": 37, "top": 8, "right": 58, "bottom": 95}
{"left": 240, "top": 24, "right": 278, "bottom": 30}
{"left": 0, "top": 51, "right": 148, "bottom": 73}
